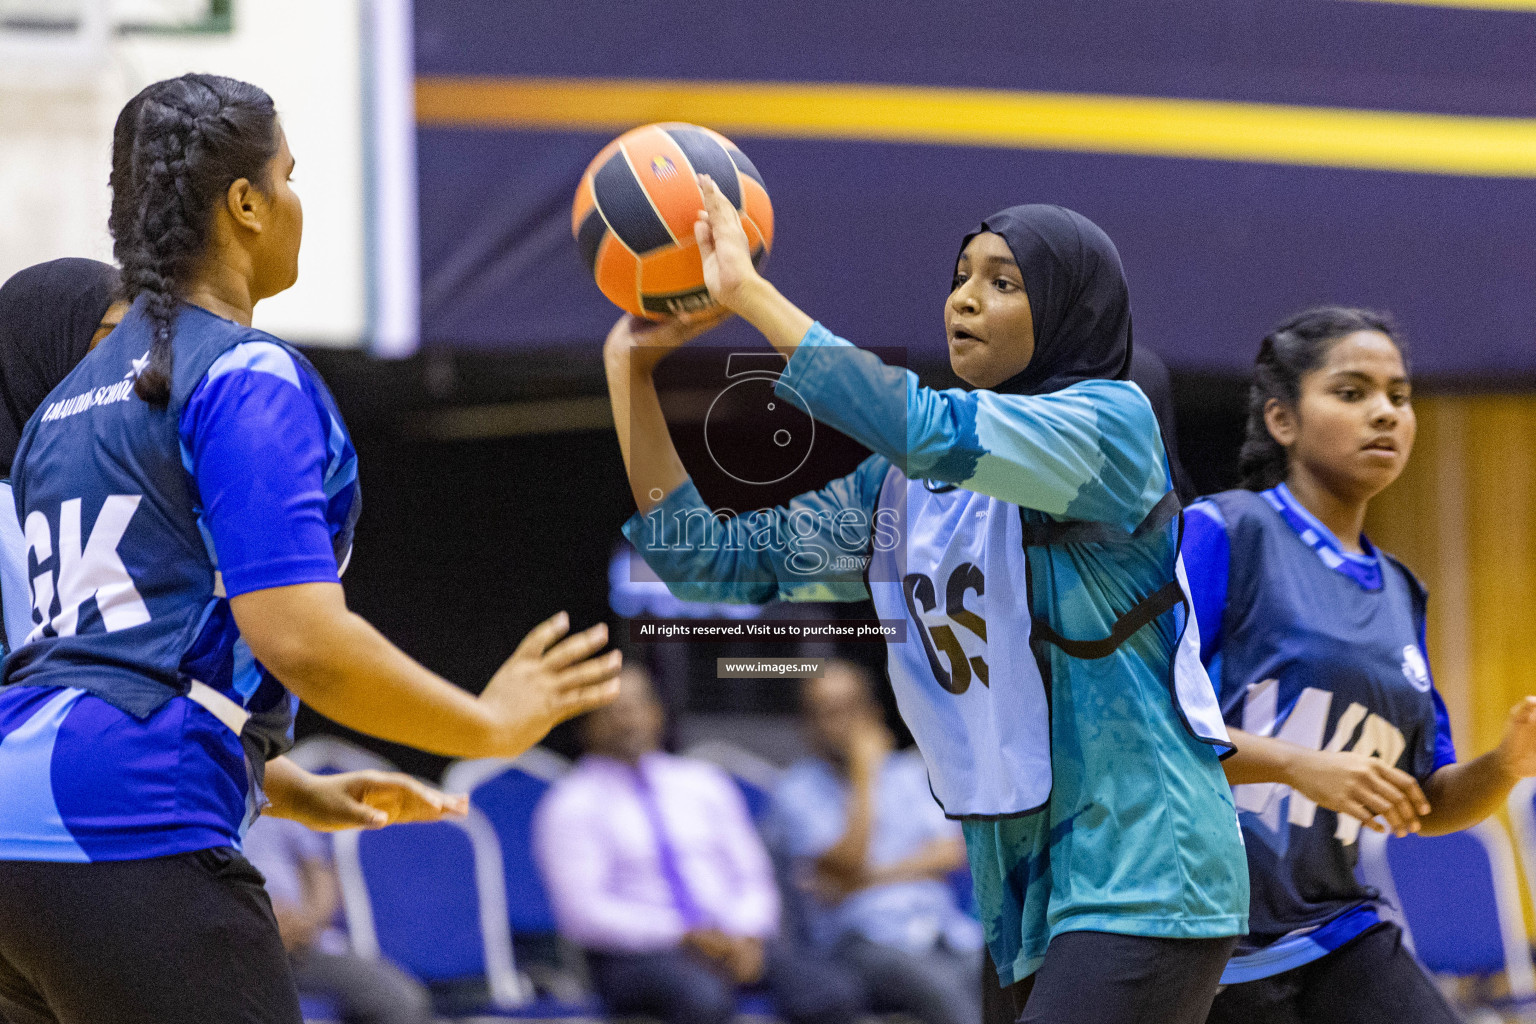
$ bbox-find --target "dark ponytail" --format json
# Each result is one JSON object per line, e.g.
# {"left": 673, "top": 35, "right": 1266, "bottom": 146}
{"left": 109, "top": 74, "right": 278, "bottom": 405}
{"left": 1238, "top": 307, "right": 1401, "bottom": 491}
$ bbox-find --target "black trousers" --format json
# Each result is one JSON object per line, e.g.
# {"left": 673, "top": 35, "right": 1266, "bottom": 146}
{"left": 587, "top": 939, "right": 865, "bottom": 1024}
{"left": 984, "top": 931, "right": 1237, "bottom": 1024}
{"left": 0, "top": 848, "right": 302, "bottom": 1024}
{"left": 1207, "top": 923, "right": 1463, "bottom": 1024}
{"left": 289, "top": 949, "right": 433, "bottom": 1024}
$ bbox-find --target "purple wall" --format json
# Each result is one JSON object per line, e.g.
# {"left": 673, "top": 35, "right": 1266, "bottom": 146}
{"left": 415, "top": 0, "right": 1536, "bottom": 378}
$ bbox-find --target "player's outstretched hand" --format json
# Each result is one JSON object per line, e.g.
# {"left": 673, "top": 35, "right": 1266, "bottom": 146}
{"left": 1288, "top": 748, "right": 1431, "bottom": 837}
{"left": 478, "top": 612, "right": 623, "bottom": 757}
{"left": 603, "top": 310, "right": 726, "bottom": 375}
{"left": 1496, "top": 696, "right": 1536, "bottom": 779}
{"left": 266, "top": 763, "right": 468, "bottom": 831}
{"left": 695, "top": 173, "right": 761, "bottom": 312}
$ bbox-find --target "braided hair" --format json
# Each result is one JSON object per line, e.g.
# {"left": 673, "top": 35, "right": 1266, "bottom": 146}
{"left": 109, "top": 74, "right": 278, "bottom": 405}
{"left": 1238, "top": 307, "right": 1401, "bottom": 491}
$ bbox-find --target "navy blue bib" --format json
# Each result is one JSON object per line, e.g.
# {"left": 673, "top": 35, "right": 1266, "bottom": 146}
{"left": 1209, "top": 488, "right": 1437, "bottom": 943}
{"left": 5, "top": 299, "right": 308, "bottom": 722}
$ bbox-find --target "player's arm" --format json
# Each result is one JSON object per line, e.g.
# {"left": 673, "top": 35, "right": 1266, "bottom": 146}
{"left": 191, "top": 350, "right": 620, "bottom": 760}
{"left": 604, "top": 313, "right": 713, "bottom": 514}
{"left": 1222, "top": 728, "right": 1430, "bottom": 837}
{"left": 235, "top": 588, "right": 616, "bottom": 760}
{"left": 604, "top": 317, "right": 888, "bottom": 604}
{"left": 1418, "top": 696, "right": 1536, "bottom": 836}
{"left": 695, "top": 175, "right": 1160, "bottom": 526}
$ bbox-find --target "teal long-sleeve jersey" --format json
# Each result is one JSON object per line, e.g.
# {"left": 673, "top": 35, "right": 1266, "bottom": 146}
{"left": 623, "top": 323, "right": 1247, "bottom": 983}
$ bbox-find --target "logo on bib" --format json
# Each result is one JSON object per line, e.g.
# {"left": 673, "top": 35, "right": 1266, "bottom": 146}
{"left": 1401, "top": 645, "right": 1431, "bottom": 692}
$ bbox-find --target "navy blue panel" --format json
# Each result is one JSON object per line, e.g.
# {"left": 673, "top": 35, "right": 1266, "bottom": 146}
{"left": 664, "top": 127, "right": 740, "bottom": 208}
{"left": 728, "top": 145, "right": 766, "bottom": 190}
{"left": 417, "top": 126, "right": 1536, "bottom": 377}
{"left": 417, "top": 1, "right": 1536, "bottom": 118}
{"left": 592, "top": 152, "right": 673, "bottom": 254}
{"left": 575, "top": 208, "right": 605, "bottom": 274}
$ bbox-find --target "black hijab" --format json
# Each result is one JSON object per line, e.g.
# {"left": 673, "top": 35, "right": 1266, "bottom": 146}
{"left": 958, "top": 204, "right": 1133, "bottom": 397}
{"left": 0, "top": 259, "right": 119, "bottom": 471}
{"left": 958, "top": 205, "right": 1192, "bottom": 501}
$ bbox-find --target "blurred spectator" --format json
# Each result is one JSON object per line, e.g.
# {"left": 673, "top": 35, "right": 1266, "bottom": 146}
{"left": 768, "top": 661, "right": 984, "bottom": 1024}
{"left": 242, "top": 814, "right": 433, "bottom": 1024}
{"left": 533, "top": 665, "right": 863, "bottom": 1024}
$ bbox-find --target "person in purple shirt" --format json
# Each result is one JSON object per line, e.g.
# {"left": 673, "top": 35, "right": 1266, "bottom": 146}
{"left": 534, "top": 664, "right": 863, "bottom": 1024}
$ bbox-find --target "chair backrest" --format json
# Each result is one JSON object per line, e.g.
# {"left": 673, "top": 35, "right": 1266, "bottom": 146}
{"left": 1360, "top": 821, "right": 1536, "bottom": 996}
{"left": 443, "top": 748, "right": 571, "bottom": 936}
{"left": 1507, "top": 777, "right": 1536, "bottom": 909}
{"left": 286, "top": 735, "right": 397, "bottom": 774}
{"left": 683, "top": 740, "right": 782, "bottom": 823}
{"left": 335, "top": 807, "right": 526, "bottom": 1007}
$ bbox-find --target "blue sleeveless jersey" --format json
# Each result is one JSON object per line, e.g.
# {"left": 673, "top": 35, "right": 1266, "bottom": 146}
{"left": 1184, "top": 485, "right": 1455, "bottom": 983}
{"left": 0, "top": 298, "right": 359, "bottom": 862}
{"left": 625, "top": 323, "right": 1248, "bottom": 983}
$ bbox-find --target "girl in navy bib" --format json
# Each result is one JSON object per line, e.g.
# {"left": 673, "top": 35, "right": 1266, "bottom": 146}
{"left": 1183, "top": 307, "right": 1536, "bottom": 1023}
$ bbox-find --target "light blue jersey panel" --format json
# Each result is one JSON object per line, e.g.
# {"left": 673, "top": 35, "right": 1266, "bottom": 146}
{"left": 0, "top": 483, "right": 29, "bottom": 651}
{"left": 0, "top": 687, "right": 89, "bottom": 861}
{"left": 624, "top": 323, "right": 1247, "bottom": 984}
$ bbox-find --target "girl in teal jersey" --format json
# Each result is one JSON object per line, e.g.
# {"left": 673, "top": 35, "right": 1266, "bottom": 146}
{"left": 603, "top": 177, "right": 1248, "bottom": 1024}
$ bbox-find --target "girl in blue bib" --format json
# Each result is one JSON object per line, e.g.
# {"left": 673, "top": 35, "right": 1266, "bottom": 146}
{"left": 0, "top": 75, "right": 622, "bottom": 1024}
{"left": 605, "top": 177, "right": 1249, "bottom": 1024}
{"left": 1183, "top": 308, "right": 1536, "bottom": 1023}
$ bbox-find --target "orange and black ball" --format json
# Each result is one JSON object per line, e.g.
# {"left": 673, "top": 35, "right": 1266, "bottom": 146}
{"left": 572, "top": 123, "right": 773, "bottom": 319}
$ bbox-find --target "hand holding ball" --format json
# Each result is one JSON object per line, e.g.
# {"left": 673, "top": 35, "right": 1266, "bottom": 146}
{"left": 573, "top": 123, "right": 773, "bottom": 319}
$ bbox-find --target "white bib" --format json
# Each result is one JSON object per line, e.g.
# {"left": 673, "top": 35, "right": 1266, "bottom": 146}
{"left": 867, "top": 465, "right": 1230, "bottom": 819}
{"left": 867, "top": 466, "right": 1052, "bottom": 818}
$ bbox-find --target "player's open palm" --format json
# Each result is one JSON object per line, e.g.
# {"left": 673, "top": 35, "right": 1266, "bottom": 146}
{"left": 1497, "top": 696, "right": 1536, "bottom": 778}
{"left": 695, "top": 173, "right": 759, "bottom": 311}
{"left": 282, "top": 770, "right": 469, "bottom": 831}
{"left": 479, "top": 612, "right": 623, "bottom": 757}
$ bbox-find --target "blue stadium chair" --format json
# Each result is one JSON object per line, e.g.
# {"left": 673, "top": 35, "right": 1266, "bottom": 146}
{"left": 334, "top": 807, "right": 528, "bottom": 1012}
{"left": 1359, "top": 822, "right": 1536, "bottom": 1003}
{"left": 1506, "top": 777, "right": 1536, "bottom": 910}
{"left": 443, "top": 748, "right": 571, "bottom": 935}
{"left": 297, "top": 994, "right": 338, "bottom": 1023}
{"left": 948, "top": 864, "right": 978, "bottom": 919}
{"left": 442, "top": 750, "right": 602, "bottom": 1017}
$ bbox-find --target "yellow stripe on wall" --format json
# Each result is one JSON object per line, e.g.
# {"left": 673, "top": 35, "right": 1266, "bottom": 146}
{"left": 1348, "top": 0, "right": 1536, "bottom": 12}
{"left": 416, "top": 76, "right": 1536, "bottom": 178}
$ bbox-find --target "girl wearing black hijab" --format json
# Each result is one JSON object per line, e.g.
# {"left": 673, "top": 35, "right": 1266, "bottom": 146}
{"left": 602, "top": 182, "right": 1248, "bottom": 1024}
{"left": 0, "top": 258, "right": 125, "bottom": 649}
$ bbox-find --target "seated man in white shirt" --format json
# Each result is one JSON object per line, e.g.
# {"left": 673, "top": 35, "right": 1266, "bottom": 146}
{"left": 768, "top": 660, "right": 984, "bottom": 1024}
{"left": 533, "top": 665, "right": 861, "bottom": 1024}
